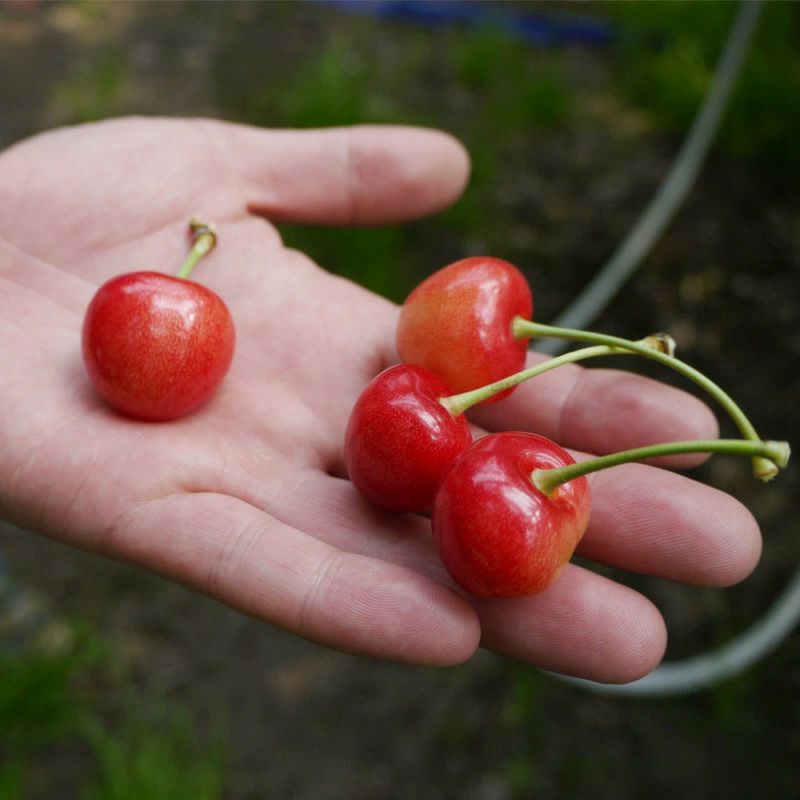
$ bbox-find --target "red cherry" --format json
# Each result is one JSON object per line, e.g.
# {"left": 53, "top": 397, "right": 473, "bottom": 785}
{"left": 82, "top": 271, "right": 235, "bottom": 421}
{"left": 396, "top": 256, "right": 532, "bottom": 401}
{"left": 432, "top": 432, "right": 591, "bottom": 597}
{"left": 344, "top": 364, "right": 473, "bottom": 513}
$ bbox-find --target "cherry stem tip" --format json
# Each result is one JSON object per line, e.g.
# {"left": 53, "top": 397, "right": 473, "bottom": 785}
{"left": 178, "top": 218, "right": 217, "bottom": 279}
{"left": 532, "top": 439, "right": 790, "bottom": 497}
{"left": 512, "top": 317, "right": 775, "bottom": 480}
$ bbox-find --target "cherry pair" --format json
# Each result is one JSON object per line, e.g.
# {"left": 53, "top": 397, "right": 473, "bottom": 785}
{"left": 344, "top": 359, "right": 788, "bottom": 598}
{"left": 397, "top": 255, "right": 780, "bottom": 481}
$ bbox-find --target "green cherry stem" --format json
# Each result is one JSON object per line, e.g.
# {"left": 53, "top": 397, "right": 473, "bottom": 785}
{"left": 177, "top": 219, "right": 218, "bottom": 279}
{"left": 533, "top": 439, "right": 791, "bottom": 497}
{"left": 512, "top": 317, "right": 777, "bottom": 481}
{"left": 440, "top": 338, "right": 668, "bottom": 417}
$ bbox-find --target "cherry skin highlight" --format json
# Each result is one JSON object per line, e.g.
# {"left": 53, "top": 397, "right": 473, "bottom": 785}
{"left": 432, "top": 432, "right": 591, "bottom": 598}
{"left": 344, "top": 364, "right": 473, "bottom": 513}
{"left": 82, "top": 271, "right": 235, "bottom": 421}
{"left": 396, "top": 256, "right": 532, "bottom": 401}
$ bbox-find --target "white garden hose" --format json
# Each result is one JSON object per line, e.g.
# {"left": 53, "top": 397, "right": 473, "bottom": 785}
{"left": 537, "top": 0, "right": 763, "bottom": 357}
{"left": 540, "top": 0, "right": 800, "bottom": 696}
{"left": 552, "top": 568, "right": 800, "bottom": 696}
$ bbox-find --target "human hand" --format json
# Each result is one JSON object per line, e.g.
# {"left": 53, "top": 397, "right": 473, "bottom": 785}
{"left": 0, "top": 117, "right": 761, "bottom": 682}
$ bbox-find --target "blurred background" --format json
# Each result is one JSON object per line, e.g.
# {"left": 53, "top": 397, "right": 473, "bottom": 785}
{"left": 0, "top": 1, "right": 798, "bottom": 798}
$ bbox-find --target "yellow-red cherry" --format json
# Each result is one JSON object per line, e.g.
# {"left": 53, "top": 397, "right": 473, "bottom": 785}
{"left": 396, "top": 256, "right": 533, "bottom": 401}
{"left": 82, "top": 271, "right": 235, "bottom": 421}
{"left": 432, "top": 432, "right": 591, "bottom": 597}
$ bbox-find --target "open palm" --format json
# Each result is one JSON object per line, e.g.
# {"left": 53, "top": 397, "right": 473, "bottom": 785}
{"left": 0, "top": 117, "right": 761, "bottom": 682}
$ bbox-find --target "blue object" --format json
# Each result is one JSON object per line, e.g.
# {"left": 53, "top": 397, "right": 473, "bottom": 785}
{"left": 320, "top": 0, "right": 615, "bottom": 47}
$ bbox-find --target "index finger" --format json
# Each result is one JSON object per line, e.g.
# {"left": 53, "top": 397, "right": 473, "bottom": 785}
{"left": 204, "top": 121, "right": 472, "bottom": 226}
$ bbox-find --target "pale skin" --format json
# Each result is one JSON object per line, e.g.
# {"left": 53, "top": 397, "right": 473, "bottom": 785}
{"left": 0, "top": 117, "right": 762, "bottom": 683}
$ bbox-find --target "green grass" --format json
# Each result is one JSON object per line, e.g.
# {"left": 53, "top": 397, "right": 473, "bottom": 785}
{"left": 81, "top": 710, "right": 226, "bottom": 800}
{"left": 453, "top": 27, "right": 571, "bottom": 131}
{"left": 279, "top": 224, "right": 408, "bottom": 301}
{"left": 0, "top": 625, "right": 103, "bottom": 753}
{"left": 612, "top": 0, "right": 800, "bottom": 177}
{"left": 50, "top": 51, "right": 127, "bottom": 124}
{"left": 0, "top": 759, "right": 24, "bottom": 800}
{"left": 0, "top": 623, "right": 228, "bottom": 799}
{"left": 276, "top": 42, "right": 374, "bottom": 129}
{"left": 0, "top": 624, "right": 101, "bottom": 799}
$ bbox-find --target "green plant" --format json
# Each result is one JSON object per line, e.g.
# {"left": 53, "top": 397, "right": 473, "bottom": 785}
{"left": 277, "top": 43, "right": 370, "bottom": 128}
{"left": 612, "top": 0, "right": 800, "bottom": 176}
{"left": 453, "top": 26, "right": 528, "bottom": 90}
{"left": 0, "top": 618, "right": 229, "bottom": 799}
{"left": 0, "top": 624, "right": 103, "bottom": 800}
{"left": 0, "top": 758, "right": 24, "bottom": 800}
{"left": 0, "top": 625, "right": 102, "bottom": 753}
{"left": 51, "top": 52, "right": 127, "bottom": 123}
{"left": 280, "top": 224, "right": 408, "bottom": 302}
{"left": 453, "top": 26, "right": 571, "bottom": 131}
{"left": 81, "top": 709, "right": 226, "bottom": 800}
